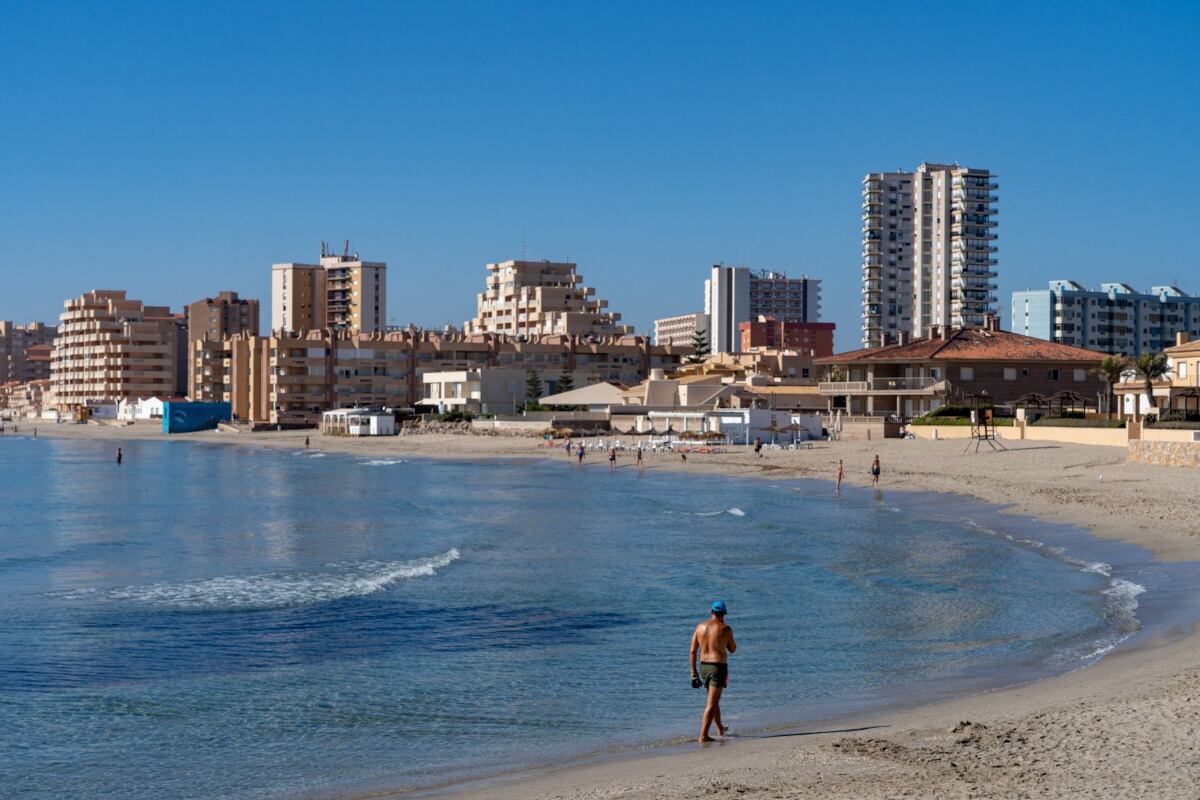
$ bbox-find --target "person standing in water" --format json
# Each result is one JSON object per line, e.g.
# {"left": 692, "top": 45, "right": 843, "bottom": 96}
{"left": 576, "top": 443, "right": 585, "bottom": 464}
{"left": 835, "top": 459, "right": 844, "bottom": 492}
{"left": 635, "top": 445, "right": 644, "bottom": 471}
{"left": 870, "top": 454, "right": 881, "bottom": 486}
{"left": 116, "top": 447, "right": 123, "bottom": 465}
{"left": 608, "top": 447, "right": 617, "bottom": 470}
{"left": 690, "top": 600, "right": 736, "bottom": 742}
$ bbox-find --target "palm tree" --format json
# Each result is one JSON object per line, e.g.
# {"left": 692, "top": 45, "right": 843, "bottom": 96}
{"left": 1132, "top": 352, "right": 1171, "bottom": 421}
{"left": 1091, "top": 355, "right": 1129, "bottom": 420}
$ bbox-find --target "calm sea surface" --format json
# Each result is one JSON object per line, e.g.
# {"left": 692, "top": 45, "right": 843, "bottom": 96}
{"left": 0, "top": 436, "right": 1159, "bottom": 798}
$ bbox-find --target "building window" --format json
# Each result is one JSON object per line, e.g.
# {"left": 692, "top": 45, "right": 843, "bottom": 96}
{"left": 1048, "top": 369, "right": 1061, "bottom": 381}
{"left": 1073, "top": 369, "right": 1087, "bottom": 382}
{"left": 960, "top": 367, "right": 974, "bottom": 380}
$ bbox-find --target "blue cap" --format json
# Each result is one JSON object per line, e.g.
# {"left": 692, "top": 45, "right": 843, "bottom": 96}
{"left": 711, "top": 600, "right": 727, "bottom": 614}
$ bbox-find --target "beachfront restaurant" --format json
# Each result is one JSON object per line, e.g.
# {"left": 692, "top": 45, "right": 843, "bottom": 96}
{"left": 321, "top": 408, "right": 397, "bottom": 436}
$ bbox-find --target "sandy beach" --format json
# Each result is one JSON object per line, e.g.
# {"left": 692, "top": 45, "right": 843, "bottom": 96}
{"left": 30, "top": 422, "right": 1200, "bottom": 798}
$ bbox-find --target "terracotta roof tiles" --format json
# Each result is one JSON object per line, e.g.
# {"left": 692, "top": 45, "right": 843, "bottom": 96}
{"left": 816, "top": 328, "right": 1106, "bottom": 365}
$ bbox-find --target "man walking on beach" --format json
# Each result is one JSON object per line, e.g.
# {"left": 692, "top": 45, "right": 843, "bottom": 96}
{"left": 690, "top": 600, "right": 736, "bottom": 742}
{"left": 870, "top": 454, "right": 881, "bottom": 486}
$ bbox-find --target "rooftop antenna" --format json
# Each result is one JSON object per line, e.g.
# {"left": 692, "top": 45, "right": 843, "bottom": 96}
{"left": 522, "top": 227, "right": 529, "bottom": 259}
{"left": 321, "top": 241, "right": 328, "bottom": 258}
{"left": 343, "top": 239, "right": 350, "bottom": 258}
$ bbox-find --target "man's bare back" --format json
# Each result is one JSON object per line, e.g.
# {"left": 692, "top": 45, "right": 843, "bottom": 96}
{"left": 692, "top": 618, "right": 734, "bottom": 663}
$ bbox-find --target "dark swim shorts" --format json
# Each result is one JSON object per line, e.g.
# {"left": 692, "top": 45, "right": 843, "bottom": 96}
{"left": 699, "top": 661, "right": 728, "bottom": 689}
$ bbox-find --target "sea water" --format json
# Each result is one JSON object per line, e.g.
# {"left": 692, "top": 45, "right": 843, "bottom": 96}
{"left": 0, "top": 437, "right": 1171, "bottom": 798}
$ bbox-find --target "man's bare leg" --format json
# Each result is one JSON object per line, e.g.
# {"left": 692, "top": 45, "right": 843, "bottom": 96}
{"left": 700, "top": 685, "right": 723, "bottom": 742}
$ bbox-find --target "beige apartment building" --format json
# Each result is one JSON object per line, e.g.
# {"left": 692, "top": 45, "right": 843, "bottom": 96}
{"left": 195, "top": 329, "right": 689, "bottom": 426}
{"left": 464, "top": 259, "right": 632, "bottom": 338}
{"left": 862, "top": 162, "right": 998, "bottom": 347}
{"left": 50, "top": 290, "right": 185, "bottom": 412}
{"left": 0, "top": 321, "right": 57, "bottom": 384}
{"left": 271, "top": 244, "right": 387, "bottom": 334}
{"left": 186, "top": 291, "right": 260, "bottom": 397}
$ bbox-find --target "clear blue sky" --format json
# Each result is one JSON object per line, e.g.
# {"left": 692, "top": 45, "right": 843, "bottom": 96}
{"left": 2, "top": 1, "right": 1197, "bottom": 350}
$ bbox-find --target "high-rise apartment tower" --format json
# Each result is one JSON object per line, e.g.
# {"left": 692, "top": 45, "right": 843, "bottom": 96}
{"left": 704, "top": 265, "right": 821, "bottom": 354}
{"left": 271, "top": 243, "right": 387, "bottom": 334}
{"left": 861, "top": 163, "right": 998, "bottom": 347}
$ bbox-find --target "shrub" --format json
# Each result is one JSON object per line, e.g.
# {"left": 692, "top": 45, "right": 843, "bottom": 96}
{"left": 437, "top": 410, "right": 475, "bottom": 423}
{"left": 1031, "top": 417, "right": 1124, "bottom": 428}
{"left": 909, "top": 416, "right": 1014, "bottom": 426}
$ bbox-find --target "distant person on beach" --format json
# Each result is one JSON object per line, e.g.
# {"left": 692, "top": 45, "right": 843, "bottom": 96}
{"left": 565, "top": 439, "right": 572, "bottom": 456}
{"left": 576, "top": 444, "right": 585, "bottom": 464}
{"left": 305, "top": 436, "right": 310, "bottom": 449}
{"left": 608, "top": 447, "right": 617, "bottom": 469}
{"left": 836, "top": 459, "right": 844, "bottom": 492}
{"left": 636, "top": 446, "right": 644, "bottom": 470}
{"left": 753, "top": 436, "right": 763, "bottom": 458}
{"left": 690, "top": 600, "right": 736, "bottom": 742}
{"left": 116, "top": 447, "right": 123, "bottom": 465}
{"left": 680, "top": 451, "right": 687, "bottom": 463}
{"left": 870, "top": 454, "right": 881, "bottom": 486}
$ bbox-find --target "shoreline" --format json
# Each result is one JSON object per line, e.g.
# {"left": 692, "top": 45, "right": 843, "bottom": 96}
{"left": 23, "top": 423, "right": 1200, "bottom": 798}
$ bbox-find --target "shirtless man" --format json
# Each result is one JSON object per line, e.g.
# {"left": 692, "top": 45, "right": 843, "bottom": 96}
{"left": 689, "top": 600, "right": 737, "bottom": 742}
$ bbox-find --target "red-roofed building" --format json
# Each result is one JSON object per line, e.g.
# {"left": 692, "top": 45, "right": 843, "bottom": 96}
{"left": 815, "top": 318, "right": 1107, "bottom": 418}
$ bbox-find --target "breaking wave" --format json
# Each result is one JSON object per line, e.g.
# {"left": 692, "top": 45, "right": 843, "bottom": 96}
{"left": 62, "top": 549, "right": 461, "bottom": 611}
{"left": 362, "top": 459, "right": 406, "bottom": 466}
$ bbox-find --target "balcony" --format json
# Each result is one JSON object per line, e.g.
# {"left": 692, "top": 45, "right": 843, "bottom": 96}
{"left": 819, "top": 377, "right": 944, "bottom": 395}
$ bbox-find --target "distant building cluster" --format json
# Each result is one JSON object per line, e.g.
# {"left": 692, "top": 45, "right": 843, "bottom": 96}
{"left": 8, "top": 159, "right": 1199, "bottom": 428}
{"left": 655, "top": 265, "right": 825, "bottom": 355}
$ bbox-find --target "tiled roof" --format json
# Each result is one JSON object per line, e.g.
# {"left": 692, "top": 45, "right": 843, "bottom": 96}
{"left": 816, "top": 328, "right": 1107, "bottom": 364}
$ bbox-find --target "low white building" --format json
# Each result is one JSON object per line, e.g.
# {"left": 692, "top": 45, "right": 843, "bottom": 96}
{"left": 118, "top": 396, "right": 170, "bottom": 421}
{"left": 321, "top": 408, "right": 397, "bottom": 436}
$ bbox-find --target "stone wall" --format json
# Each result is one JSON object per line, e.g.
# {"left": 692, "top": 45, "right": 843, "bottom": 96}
{"left": 1127, "top": 440, "right": 1200, "bottom": 467}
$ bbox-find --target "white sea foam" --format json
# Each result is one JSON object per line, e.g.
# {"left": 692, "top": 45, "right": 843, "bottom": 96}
{"left": 679, "top": 507, "right": 746, "bottom": 517}
{"left": 362, "top": 459, "right": 406, "bottom": 466}
{"left": 67, "top": 549, "right": 461, "bottom": 611}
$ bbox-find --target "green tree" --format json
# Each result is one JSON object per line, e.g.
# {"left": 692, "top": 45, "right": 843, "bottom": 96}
{"left": 556, "top": 369, "right": 574, "bottom": 394}
{"left": 1091, "top": 355, "right": 1129, "bottom": 420}
{"left": 686, "top": 328, "right": 711, "bottom": 364}
{"left": 525, "top": 369, "right": 543, "bottom": 406}
{"left": 1132, "top": 352, "right": 1171, "bottom": 421}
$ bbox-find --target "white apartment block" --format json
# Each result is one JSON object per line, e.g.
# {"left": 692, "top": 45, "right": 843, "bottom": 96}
{"left": 861, "top": 162, "right": 998, "bottom": 347}
{"left": 463, "top": 259, "right": 632, "bottom": 338}
{"left": 704, "top": 265, "right": 821, "bottom": 354}
{"left": 653, "top": 312, "right": 710, "bottom": 347}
